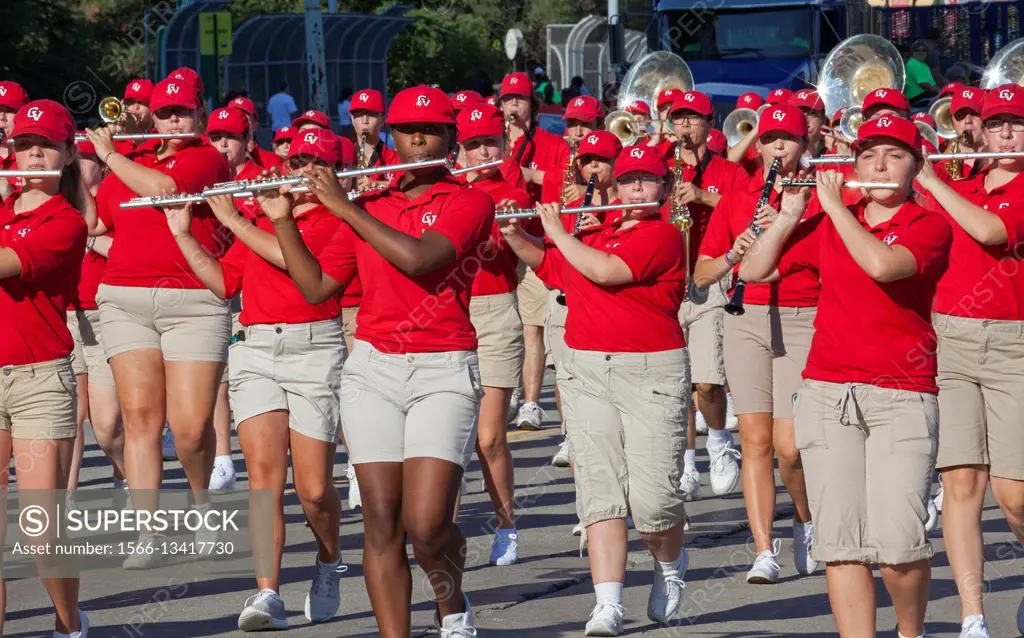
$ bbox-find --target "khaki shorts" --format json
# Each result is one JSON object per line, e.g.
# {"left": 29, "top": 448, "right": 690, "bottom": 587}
{"left": 794, "top": 379, "right": 938, "bottom": 565}
{"left": 341, "top": 306, "right": 359, "bottom": 354}
{"left": 544, "top": 291, "right": 568, "bottom": 371}
{"left": 516, "top": 263, "right": 550, "bottom": 327}
{"left": 558, "top": 347, "right": 690, "bottom": 534}
{"left": 96, "top": 284, "right": 230, "bottom": 363}
{"left": 470, "top": 292, "right": 524, "bottom": 389}
{"left": 229, "top": 320, "right": 346, "bottom": 443}
{"left": 934, "top": 313, "right": 1024, "bottom": 480}
{"left": 723, "top": 305, "right": 816, "bottom": 419}
{"left": 678, "top": 279, "right": 727, "bottom": 386}
{"left": 0, "top": 358, "right": 78, "bottom": 440}
{"left": 221, "top": 309, "right": 243, "bottom": 385}
{"left": 340, "top": 340, "right": 483, "bottom": 468}
{"left": 66, "top": 309, "right": 115, "bottom": 386}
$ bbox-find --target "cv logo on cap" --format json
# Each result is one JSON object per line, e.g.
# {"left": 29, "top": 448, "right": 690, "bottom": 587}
{"left": 962, "top": 89, "right": 975, "bottom": 99}
{"left": 743, "top": 96, "right": 752, "bottom": 103}
{"left": 132, "top": 82, "right": 141, "bottom": 91}
{"left": 303, "top": 132, "right": 318, "bottom": 143}
{"left": 573, "top": 98, "right": 585, "bottom": 107}
{"left": 772, "top": 109, "right": 786, "bottom": 122}
{"left": 874, "top": 89, "right": 888, "bottom": 98}
{"left": 798, "top": 91, "right": 809, "bottom": 99}
{"left": 587, "top": 134, "right": 599, "bottom": 144}
{"left": 358, "top": 93, "right": 369, "bottom": 102}
{"left": 416, "top": 95, "right": 431, "bottom": 107}
{"left": 470, "top": 109, "right": 483, "bottom": 121}
{"left": 629, "top": 147, "right": 645, "bottom": 159}
{"left": 684, "top": 93, "right": 695, "bottom": 103}
{"left": 509, "top": 76, "right": 518, "bottom": 84}
{"left": 218, "top": 111, "right": 230, "bottom": 120}
{"left": 1000, "top": 88, "right": 1016, "bottom": 100}
{"left": 25, "top": 107, "right": 44, "bottom": 121}
{"left": 166, "top": 84, "right": 180, "bottom": 95}
{"left": 455, "top": 94, "right": 466, "bottom": 102}
{"left": 0, "top": 87, "right": 6, "bottom": 96}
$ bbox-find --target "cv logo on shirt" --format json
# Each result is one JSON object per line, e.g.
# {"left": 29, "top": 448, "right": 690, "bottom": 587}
{"left": 882, "top": 232, "right": 898, "bottom": 246}
{"left": 706, "top": 185, "right": 719, "bottom": 194}
{"left": 17, "top": 228, "right": 30, "bottom": 238}
{"left": 421, "top": 212, "right": 437, "bottom": 226}
{"left": 528, "top": 162, "right": 537, "bottom": 170}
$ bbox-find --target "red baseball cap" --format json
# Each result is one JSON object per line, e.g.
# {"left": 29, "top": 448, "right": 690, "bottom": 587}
{"left": 951, "top": 86, "right": 984, "bottom": 117}
{"left": 577, "top": 130, "right": 622, "bottom": 160}
{"left": 12, "top": 100, "right": 76, "bottom": 143}
{"left": 288, "top": 128, "right": 341, "bottom": 164}
{"left": 150, "top": 78, "right": 201, "bottom": 111}
{"left": 939, "top": 82, "right": 964, "bottom": 98}
{"left": 625, "top": 100, "right": 651, "bottom": 116}
{"left": 706, "top": 129, "right": 728, "bottom": 154}
{"left": 0, "top": 81, "right": 29, "bottom": 111}
{"left": 351, "top": 89, "right": 385, "bottom": 114}
{"left": 981, "top": 84, "right": 1024, "bottom": 120}
{"left": 758, "top": 105, "right": 808, "bottom": 138}
{"left": 486, "top": 96, "right": 497, "bottom": 107}
{"left": 168, "top": 67, "right": 203, "bottom": 95}
{"left": 337, "top": 136, "right": 355, "bottom": 166}
{"left": 386, "top": 86, "right": 455, "bottom": 126}
{"left": 76, "top": 132, "right": 96, "bottom": 156}
{"left": 457, "top": 103, "right": 504, "bottom": 142}
{"left": 451, "top": 90, "right": 484, "bottom": 113}
{"left": 229, "top": 96, "right": 256, "bottom": 117}
{"left": 273, "top": 126, "right": 294, "bottom": 143}
{"left": 671, "top": 91, "right": 713, "bottom": 117}
{"left": 790, "top": 89, "right": 824, "bottom": 112}
{"left": 656, "top": 89, "right": 679, "bottom": 110}
{"left": 766, "top": 88, "right": 793, "bottom": 105}
{"left": 830, "top": 107, "right": 847, "bottom": 128}
{"left": 207, "top": 108, "right": 249, "bottom": 136}
{"left": 852, "top": 115, "right": 921, "bottom": 153}
{"left": 736, "top": 92, "right": 764, "bottom": 110}
{"left": 500, "top": 72, "right": 531, "bottom": 98}
{"left": 614, "top": 144, "right": 668, "bottom": 179}
{"left": 911, "top": 112, "right": 937, "bottom": 129}
{"left": 124, "top": 79, "right": 153, "bottom": 104}
{"left": 563, "top": 95, "right": 605, "bottom": 123}
{"left": 292, "top": 109, "right": 331, "bottom": 129}
{"left": 862, "top": 88, "right": 910, "bottom": 116}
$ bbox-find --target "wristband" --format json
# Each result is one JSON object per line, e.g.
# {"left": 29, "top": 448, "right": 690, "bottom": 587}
{"left": 724, "top": 251, "right": 741, "bottom": 266}
{"left": 103, "top": 150, "right": 116, "bottom": 165}
{"left": 87, "top": 237, "right": 97, "bottom": 252}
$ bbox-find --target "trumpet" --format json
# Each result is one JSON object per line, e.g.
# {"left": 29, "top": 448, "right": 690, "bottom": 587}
{"left": 0, "top": 170, "right": 62, "bottom": 178}
{"left": 494, "top": 200, "right": 659, "bottom": 221}
{"left": 806, "top": 151, "right": 1024, "bottom": 165}
{"left": 120, "top": 158, "right": 504, "bottom": 209}
{"left": 98, "top": 97, "right": 124, "bottom": 124}
{"left": 779, "top": 179, "right": 900, "bottom": 189}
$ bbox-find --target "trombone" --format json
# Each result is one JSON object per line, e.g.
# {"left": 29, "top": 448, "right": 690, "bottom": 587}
{"left": 494, "top": 201, "right": 659, "bottom": 221}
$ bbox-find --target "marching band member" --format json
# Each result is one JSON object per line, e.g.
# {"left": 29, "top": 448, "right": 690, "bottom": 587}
{"left": 499, "top": 71, "right": 571, "bottom": 430}
{"left": 667, "top": 90, "right": 750, "bottom": 501}
{"left": 500, "top": 144, "right": 689, "bottom": 636}
{"left": 914, "top": 84, "right": 1024, "bottom": 638}
{"left": 936, "top": 86, "right": 986, "bottom": 181}
{"left": 543, "top": 95, "right": 605, "bottom": 204}
{"left": 728, "top": 92, "right": 765, "bottom": 167}
{"left": 2, "top": 99, "right": 90, "bottom": 638}
{"left": 456, "top": 103, "right": 532, "bottom": 565}
{"left": 451, "top": 90, "right": 485, "bottom": 113}
{"left": 861, "top": 88, "right": 911, "bottom": 120}
{"left": 293, "top": 109, "right": 333, "bottom": 132}
{"left": 740, "top": 115, "right": 952, "bottom": 638}
{"left": 653, "top": 89, "right": 681, "bottom": 143}
{"left": 694, "top": 104, "right": 818, "bottom": 584}
{"left": 766, "top": 88, "right": 793, "bottom": 106}
{"left": 790, "top": 90, "right": 827, "bottom": 158}
{"left": 625, "top": 99, "right": 652, "bottom": 133}
{"left": 272, "top": 126, "right": 293, "bottom": 160}
{"left": 163, "top": 126, "right": 350, "bottom": 632}
{"left": 274, "top": 86, "right": 493, "bottom": 637}
{"left": 85, "top": 77, "right": 232, "bottom": 567}
{"left": 0, "top": 81, "right": 30, "bottom": 197}
{"left": 349, "top": 89, "right": 397, "bottom": 194}
{"left": 706, "top": 129, "right": 728, "bottom": 157}
{"left": 229, "top": 96, "right": 283, "bottom": 169}
{"left": 121, "top": 79, "right": 154, "bottom": 135}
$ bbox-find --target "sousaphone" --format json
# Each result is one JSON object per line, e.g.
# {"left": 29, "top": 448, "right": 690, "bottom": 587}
{"left": 817, "top": 34, "right": 905, "bottom": 140}
{"left": 608, "top": 51, "right": 695, "bottom": 144}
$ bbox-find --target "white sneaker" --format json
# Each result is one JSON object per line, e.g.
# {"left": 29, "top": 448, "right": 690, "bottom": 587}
{"left": 52, "top": 608, "right": 88, "bottom": 638}
{"left": 507, "top": 388, "right": 523, "bottom": 423}
{"left": 925, "top": 496, "right": 939, "bottom": 533}
{"left": 746, "top": 539, "right": 782, "bottom": 584}
{"left": 573, "top": 521, "right": 583, "bottom": 536}
{"left": 792, "top": 521, "right": 818, "bottom": 575}
{"left": 304, "top": 556, "right": 347, "bottom": 622}
{"left": 434, "top": 592, "right": 477, "bottom": 637}
{"left": 346, "top": 465, "right": 361, "bottom": 510}
{"left": 958, "top": 614, "right": 991, "bottom": 638}
{"left": 161, "top": 427, "right": 177, "bottom": 461}
{"left": 460, "top": 474, "right": 468, "bottom": 495}
{"left": 707, "top": 438, "right": 741, "bottom": 495}
{"left": 238, "top": 588, "right": 288, "bottom": 631}
{"left": 552, "top": 439, "right": 571, "bottom": 467}
{"left": 209, "top": 462, "right": 236, "bottom": 491}
{"left": 648, "top": 549, "right": 688, "bottom": 624}
{"left": 515, "top": 401, "right": 544, "bottom": 430}
{"left": 123, "top": 533, "right": 166, "bottom": 570}
{"left": 489, "top": 529, "right": 518, "bottom": 566}
{"left": 680, "top": 466, "right": 702, "bottom": 501}
{"left": 585, "top": 602, "right": 625, "bottom": 636}
{"left": 725, "top": 392, "right": 739, "bottom": 432}
{"left": 695, "top": 410, "right": 708, "bottom": 435}
{"left": 934, "top": 477, "right": 944, "bottom": 513}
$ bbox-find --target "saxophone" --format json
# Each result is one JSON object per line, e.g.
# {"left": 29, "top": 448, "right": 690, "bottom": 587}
{"left": 357, "top": 133, "right": 367, "bottom": 169}
{"left": 562, "top": 141, "right": 578, "bottom": 205}
{"left": 947, "top": 134, "right": 962, "bottom": 180}
{"left": 504, "top": 113, "right": 515, "bottom": 150}
{"left": 669, "top": 139, "right": 694, "bottom": 299}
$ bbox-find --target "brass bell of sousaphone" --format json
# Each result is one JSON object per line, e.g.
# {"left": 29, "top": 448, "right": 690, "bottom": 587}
{"left": 722, "top": 103, "right": 770, "bottom": 148}
{"left": 614, "top": 51, "right": 695, "bottom": 137}
{"left": 818, "top": 34, "right": 906, "bottom": 128}
{"left": 981, "top": 37, "right": 1024, "bottom": 90}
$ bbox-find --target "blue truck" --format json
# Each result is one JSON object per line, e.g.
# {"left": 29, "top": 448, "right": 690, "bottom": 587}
{"left": 650, "top": 0, "right": 1024, "bottom": 122}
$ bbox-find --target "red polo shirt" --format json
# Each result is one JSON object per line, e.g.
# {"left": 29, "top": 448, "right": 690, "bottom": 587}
{"left": 534, "top": 217, "right": 687, "bottom": 352}
{"left": 71, "top": 241, "right": 109, "bottom": 312}
{"left": 254, "top": 147, "right": 282, "bottom": 170}
{"left": 97, "top": 139, "right": 232, "bottom": 289}
{"left": 927, "top": 168, "right": 1024, "bottom": 319}
{"left": 231, "top": 161, "right": 267, "bottom": 222}
{"left": 1, "top": 194, "right": 88, "bottom": 366}
{"left": 509, "top": 126, "right": 571, "bottom": 204}
{"left": 462, "top": 173, "right": 531, "bottom": 296}
{"left": 318, "top": 175, "right": 495, "bottom": 353}
{"left": 700, "top": 172, "right": 822, "bottom": 306}
{"left": 778, "top": 199, "right": 952, "bottom": 393}
{"left": 220, "top": 204, "right": 343, "bottom": 326}
{"left": 1, "top": 152, "right": 17, "bottom": 191}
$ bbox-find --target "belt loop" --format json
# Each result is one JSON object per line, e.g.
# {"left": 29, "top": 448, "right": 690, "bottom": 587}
{"left": 836, "top": 383, "right": 867, "bottom": 434}
{"left": 308, "top": 323, "right": 314, "bottom": 344}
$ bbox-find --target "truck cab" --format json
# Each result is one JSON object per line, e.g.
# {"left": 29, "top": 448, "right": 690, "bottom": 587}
{"left": 654, "top": 0, "right": 846, "bottom": 122}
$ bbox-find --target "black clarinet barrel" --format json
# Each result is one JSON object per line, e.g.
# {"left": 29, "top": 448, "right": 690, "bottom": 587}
{"left": 724, "top": 280, "right": 747, "bottom": 316}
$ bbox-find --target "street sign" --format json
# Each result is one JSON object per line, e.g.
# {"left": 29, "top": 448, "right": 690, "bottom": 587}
{"left": 504, "top": 28, "right": 524, "bottom": 61}
{"left": 199, "top": 11, "right": 232, "bottom": 56}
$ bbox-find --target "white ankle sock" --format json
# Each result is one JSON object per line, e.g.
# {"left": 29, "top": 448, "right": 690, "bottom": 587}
{"left": 683, "top": 449, "right": 696, "bottom": 472}
{"left": 707, "top": 427, "right": 731, "bottom": 448}
{"left": 594, "top": 582, "right": 623, "bottom": 606}
{"left": 656, "top": 552, "right": 684, "bottom": 577}
{"left": 215, "top": 454, "right": 234, "bottom": 470}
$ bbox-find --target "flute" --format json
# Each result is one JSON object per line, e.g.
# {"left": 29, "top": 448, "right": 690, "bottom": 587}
{"left": 806, "top": 151, "right": 1024, "bottom": 165}
{"left": 74, "top": 132, "right": 199, "bottom": 142}
{"left": 495, "top": 201, "right": 659, "bottom": 220}
{"left": 0, "top": 170, "right": 62, "bottom": 178}
{"left": 779, "top": 179, "right": 900, "bottom": 189}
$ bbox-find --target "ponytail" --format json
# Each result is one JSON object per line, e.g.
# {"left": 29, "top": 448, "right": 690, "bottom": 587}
{"left": 59, "top": 144, "right": 87, "bottom": 213}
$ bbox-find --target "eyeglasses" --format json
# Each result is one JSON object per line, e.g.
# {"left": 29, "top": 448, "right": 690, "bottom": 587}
{"left": 152, "top": 107, "right": 192, "bottom": 120}
{"left": 616, "top": 175, "right": 662, "bottom": 187}
{"left": 671, "top": 114, "right": 707, "bottom": 125}
{"left": 983, "top": 119, "right": 1024, "bottom": 133}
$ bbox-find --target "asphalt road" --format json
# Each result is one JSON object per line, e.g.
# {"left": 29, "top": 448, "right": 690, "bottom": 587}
{"left": 4, "top": 376, "right": 1023, "bottom": 637}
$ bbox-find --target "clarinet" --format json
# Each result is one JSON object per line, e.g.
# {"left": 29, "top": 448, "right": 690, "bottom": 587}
{"left": 724, "top": 157, "right": 781, "bottom": 317}
{"left": 557, "top": 174, "right": 598, "bottom": 306}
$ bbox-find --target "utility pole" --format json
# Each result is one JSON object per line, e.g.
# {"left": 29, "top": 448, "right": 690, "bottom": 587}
{"left": 608, "top": 0, "right": 627, "bottom": 83}
{"left": 303, "top": 0, "right": 330, "bottom": 113}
